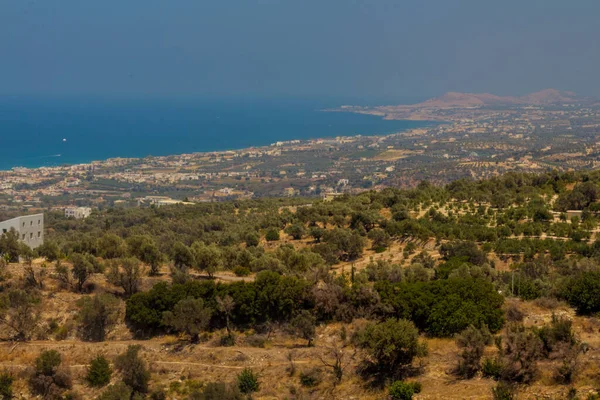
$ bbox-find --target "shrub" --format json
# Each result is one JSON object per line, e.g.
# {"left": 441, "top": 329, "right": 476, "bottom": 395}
{"left": 562, "top": 271, "right": 600, "bottom": 314}
{"left": 55, "top": 323, "right": 71, "bottom": 341}
{"left": 505, "top": 303, "right": 524, "bottom": 323}
{"left": 245, "top": 232, "right": 260, "bottom": 247}
{"left": 86, "top": 355, "right": 112, "bottom": 387}
{"left": 189, "top": 381, "right": 243, "bottom": 400}
{"left": 0, "top": 288, "right": 40, "bottom": 341}
{"left": 233, "top": 266, "right": 250, "bottom": 277}
{"left": 492, "top": 381, "right": 515, "bottom": 400}
{"left": 500, "top": 324, "right": 542, "bottom": 383}
{"left": 482, "top": 357, "right": 502, "bottom": 380}
{"left": 535, "top": 314, "right": 577, "bottom": 356}
{"left": 237, "top": 368, "right": 259, "bottom": 394}
{"left": 299, "top": 368, "right": 322, "bottom": 387}
{"left": 114, "top": 345, "right": 150, "bottom": 395}
{"left": 35, "top": 350, "right": 62, "bottom": 376}
{"left": 0, "top": 371, "right": 13, "bottom": 400}
{"left": 355, "top": 318, "right": 427, "bottom": 381}
{"left": 96, "top": 382, "right": 132, "bottom": 400}
{"left": 456, "top": 325, "right": 486, "bottom": 378}
{"left": 265, "top": 228, "right": 280, "bottom": 242}
{"left": 149, "top": 387, "right": 167, "bottom": 400}
{"left": 388, "top": 381, "right": 422, "bottom": 400}
{"left": 29, "top": 350, "right": 72, "bottom": 399}
{"left": 533, "top": 297, "right": 562, "bottom": 310}
{"left": 219, "top": 333, "right": 236, "bottom": 347}
{"left": 440, "top": 241, "right": 487, "bottom": 266}
{"left": 244, "top": 334, "right": 268, "bottom": 348}
{"left": 555, "top": 355, "right": 578, "bottom": 385}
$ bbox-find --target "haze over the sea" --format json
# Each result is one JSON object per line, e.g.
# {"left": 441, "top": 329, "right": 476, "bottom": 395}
{"left": 0, "top": 97, "right": 433, "bottom": 170}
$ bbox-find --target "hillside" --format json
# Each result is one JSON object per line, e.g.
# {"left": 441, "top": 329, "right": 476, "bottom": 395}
{"left": 416, "top": 89, "right": 583, "bottom": 108}
{"left": 3, "top": 170, "right": 600, "bottom": 398}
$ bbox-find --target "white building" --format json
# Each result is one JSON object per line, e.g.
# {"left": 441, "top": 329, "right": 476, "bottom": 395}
{"left": 0, "top": 213, "right": 44, "bottom": 249}
{"left": 65, "top": 207, "right": 92, "bottom": 219}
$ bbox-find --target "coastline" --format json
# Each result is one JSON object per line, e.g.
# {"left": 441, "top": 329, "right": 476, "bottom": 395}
{"left": 1, "top": 121, "right": 438, "bottom": 173}
{"left": 0, "top": 101, "right": 437, "bottom": 171}
{"left": 323, "top": 106, "right": 452, "bottom": 122}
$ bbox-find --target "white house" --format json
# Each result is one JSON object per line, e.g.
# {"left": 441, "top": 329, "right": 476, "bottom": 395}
{"left": 0, "top": 213, "right": 44, "bottom": 249}
{"left": 65, "top": 207, "right": 92, "bottom": 219}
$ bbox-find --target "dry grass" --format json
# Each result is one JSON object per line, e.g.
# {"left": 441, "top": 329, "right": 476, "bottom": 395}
{"left": 3, "top": 256, "right": 600, "bottom": 399}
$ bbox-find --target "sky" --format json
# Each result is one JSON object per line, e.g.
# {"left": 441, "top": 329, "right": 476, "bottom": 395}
{"left": 1, "top": 0, "right": 600, "bottom": 102}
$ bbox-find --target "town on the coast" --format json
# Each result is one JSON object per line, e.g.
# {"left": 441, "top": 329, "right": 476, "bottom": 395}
{"left": 2, "top": 90, "right": 600, "bottom": 216}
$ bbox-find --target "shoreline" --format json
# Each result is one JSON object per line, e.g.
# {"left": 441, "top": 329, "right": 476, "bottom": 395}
{"left": 1, "top": 119, "right": 439, "bottom": 173}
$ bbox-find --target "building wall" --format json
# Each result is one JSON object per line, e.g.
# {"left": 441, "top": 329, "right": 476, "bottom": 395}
{"left": 0, "top": 213, "right": 44, "bottom": 249}
{"left": 65, "top": 207, "right": 91, "bottom": 219}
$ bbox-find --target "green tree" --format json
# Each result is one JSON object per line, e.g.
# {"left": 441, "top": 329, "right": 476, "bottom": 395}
{"left": 500, "top": 324, "right": 542, "bottom": 383}
{"left": 162, "top": 297, "right": 212, "bottom": 343}
{"left": 216, "top": 295, "right": 235, "bottom": 343}
{"left": 245, "top": 232, "right": 260, "bottom": 247}
{"left": 86, "top": 355, "right": 112, "bottom": 387}
{"left": 77, "top": 294, "right": 120, "bottom": 342}
{"left": 70, "top": 252, "right": 94, "bottom": 292}
{"left": 29, "top": 350, "right": 72, "bottom": 399}
{"left": 285, "top": 223, "right": 306, "bottom": 240}
{"left": 388, "top": 381, "right": 422, "bottom": 400}
{"left": 0, "top": 230, "right": 21, "bottom": 263}
{"left": 38, "top": 240, "right": 61, "bottom": 262}
{"left": 192, "top": 242, "right": 222, "bottom": 278}
{"left": 237, "top": 368, "right": 260, "bottom": 395}
{"left": 455, "top": 325, "right": 487, "bottom": 378}
{"left": 189, "top": 382, "right": 243, "bottom": 400}
{"left": 96, "top": 382, "right": 132, "bottom": 400}
{"left": 127, "top": 235, "right": 163, "bottom": 276}
{"left": 172, "top": 242, "right": 194, "bottom": 270}
{"left": 367, "top": 228, "right": 391, "bottom": 251}
{"left": 357, "top": 318, "right": 427, "bottom": 376}
{"left": 265, "top": 228, "right": 280, "bottom": 242}
{"left": 140, "top": 241, "right": 162, "bottom": 276}
{"left": 97, "top": 234, "right": 127, "bottom": 259}
{"left": 128, "top": 236, "right": 163, "bottom": 276}
{"left": 562, "top": 271, "right": 600, "bottom": 314}
{"left": 0, "top": 289, "right": 40, "bottom": 341}
{"left": 108, "top": 257, "right": 143, "bottom": 297}
{"left": 355, "top": 319, "right": 427, "bottom": 380}
{"left": 114, "top": 345, "right": 150, "bottom": 395}
{"left": 290, "top": 310, "right": 316, "bottom": 346}
{"left": 309, "top": 226, "right": 326, "bottom": 243}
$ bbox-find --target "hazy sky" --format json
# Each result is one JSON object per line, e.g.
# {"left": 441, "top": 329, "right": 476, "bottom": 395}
{"left": 2, "top": 0, "right": 600, "bottom": 101}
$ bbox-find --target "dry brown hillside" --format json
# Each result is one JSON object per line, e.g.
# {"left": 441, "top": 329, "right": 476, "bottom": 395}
{"left": 1, "top": 251, "right": 599, "bottom": 400}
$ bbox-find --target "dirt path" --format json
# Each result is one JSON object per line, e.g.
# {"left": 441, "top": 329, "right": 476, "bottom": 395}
{"left": 0, "top": 339, "right": 310, "bottom": 372}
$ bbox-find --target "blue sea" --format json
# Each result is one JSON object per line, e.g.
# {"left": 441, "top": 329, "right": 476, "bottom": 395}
{"left": 0, "top": 97, "right": 433, "bottom": 170}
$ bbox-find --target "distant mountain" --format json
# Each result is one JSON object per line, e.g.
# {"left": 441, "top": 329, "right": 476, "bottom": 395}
{"left": 415, "top": 89, "right": 586, "bottom": 107}
{"left": 519, "top": 89, "right": 580, "bottom": 104}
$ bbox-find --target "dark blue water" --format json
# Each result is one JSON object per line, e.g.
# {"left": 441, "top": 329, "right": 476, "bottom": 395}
{"left": 0, "top": 97, "right": 433, "bottom": 170}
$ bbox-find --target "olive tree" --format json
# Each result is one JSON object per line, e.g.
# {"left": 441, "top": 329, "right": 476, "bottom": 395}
{"left": 162, "top": 297, "right": 212, "bottom": 343}
{"left": 355, "top": 318, "right": 427, "bottom": 381}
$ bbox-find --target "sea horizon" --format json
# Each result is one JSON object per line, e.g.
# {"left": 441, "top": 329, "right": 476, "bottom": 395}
{"left": 0, "top": 96, "right": 434, "bottom": 170}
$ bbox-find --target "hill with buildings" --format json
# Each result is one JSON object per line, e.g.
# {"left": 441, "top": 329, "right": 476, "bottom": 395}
{"left": 416, "top": 89, "right": 583, "bottom": 108}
